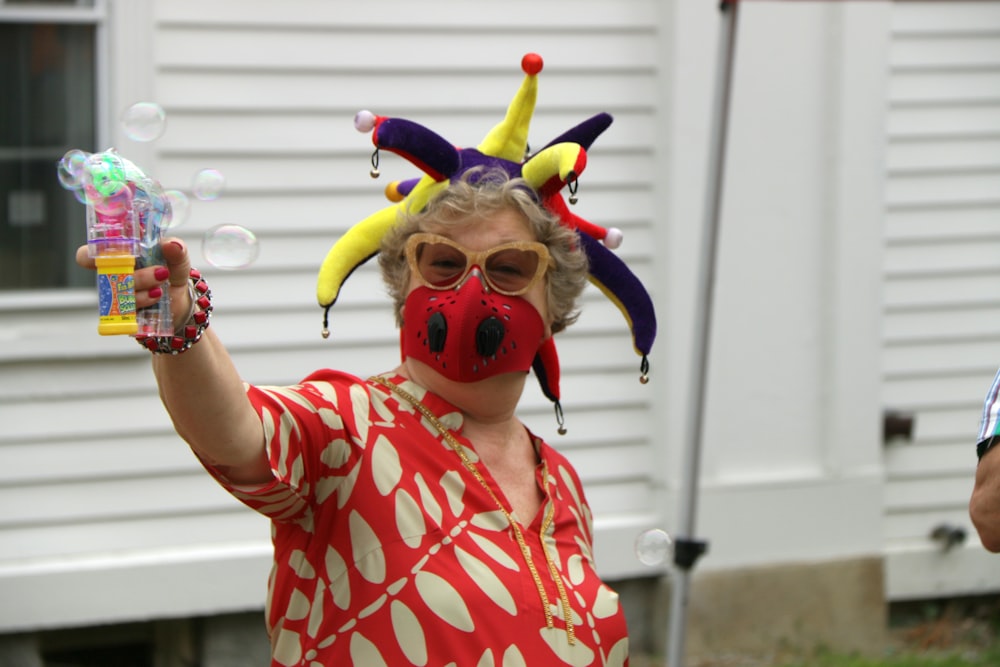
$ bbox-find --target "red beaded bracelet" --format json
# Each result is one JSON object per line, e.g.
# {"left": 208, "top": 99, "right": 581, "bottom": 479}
{"left": 135, "top": 268, "right": 213, "bottom": 355}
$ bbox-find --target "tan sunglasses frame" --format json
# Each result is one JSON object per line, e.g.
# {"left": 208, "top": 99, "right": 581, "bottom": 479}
{"left": 404, "top": 232, "right": 553, "bottom": 296}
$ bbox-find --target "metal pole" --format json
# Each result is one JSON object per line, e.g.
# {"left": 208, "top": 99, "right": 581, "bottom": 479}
{"left": 665, "top": 2, "right": 739, "bottom": 665}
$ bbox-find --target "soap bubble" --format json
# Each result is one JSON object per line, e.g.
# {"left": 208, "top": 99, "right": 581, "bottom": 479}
{"left": 163, "top": 189, "right": 191, "bottom": 229}
{"left": 203, "top": 224, "right": 259, "bottom": 270}
{"left": 635, "top": 529, "right": 673, "bottom": 567}
{"left": 193, "top": 169, "right": 225, "bottom": 201}
{"left": 122, "top": 102, "right": 167, "bottom": 142}
{"left": 57, "top": 149, "right": 90, "bottom": 189}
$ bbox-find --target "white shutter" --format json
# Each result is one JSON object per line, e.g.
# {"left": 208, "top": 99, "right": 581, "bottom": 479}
{"left": 883, "top": 0, "right": 1000, "bottom": 600}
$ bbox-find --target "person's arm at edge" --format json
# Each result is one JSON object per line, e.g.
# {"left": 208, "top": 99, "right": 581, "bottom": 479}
{"left": 971, "top": 443, "right": 1000, "bottom": 552}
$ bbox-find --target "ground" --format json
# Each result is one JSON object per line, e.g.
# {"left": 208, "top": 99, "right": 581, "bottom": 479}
{"left": 630, "top": 595, "right": 1000, "bottom": 667}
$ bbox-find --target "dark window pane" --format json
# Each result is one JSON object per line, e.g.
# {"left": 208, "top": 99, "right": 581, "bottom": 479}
{"left": 43, "top": 642, "right": 153, "bottom": 667}
{"left": 4, "top": 1, "right": 95, "bottom": 6}
{"left": 0, "top": 22, "right": 95, "bottom": 290}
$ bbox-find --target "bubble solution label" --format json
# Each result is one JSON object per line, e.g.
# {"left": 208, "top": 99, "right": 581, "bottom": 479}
{"left": 96, "top": 256, "right": 138, "bottom": 335}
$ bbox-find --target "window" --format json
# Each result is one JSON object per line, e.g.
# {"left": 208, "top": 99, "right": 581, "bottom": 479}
{"left": 0, "top": 0, "right": 99, "bottom": 290}
{"left": 39, "top": 620, "right": 158, "bottom": 667}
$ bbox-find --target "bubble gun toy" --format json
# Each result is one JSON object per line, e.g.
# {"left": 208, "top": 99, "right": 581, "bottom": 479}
{"left": 58, "top": 148, "right": 174, "bottom": 337}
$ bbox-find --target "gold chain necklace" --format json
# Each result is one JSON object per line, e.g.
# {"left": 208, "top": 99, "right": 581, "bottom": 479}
{"left": 369, "top": 375, "right": 576, "bottom": 645}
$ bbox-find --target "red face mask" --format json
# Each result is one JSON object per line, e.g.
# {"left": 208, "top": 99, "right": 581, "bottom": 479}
{"left": 401, "top": 271, "right": 546, "bottom": 383}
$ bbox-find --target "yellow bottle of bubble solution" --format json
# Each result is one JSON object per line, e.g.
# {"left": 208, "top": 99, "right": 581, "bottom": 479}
{"left": 94, "top": 254, "right": 138, "bottom": 335}
{"left": 86, "top": 174, "right": 139, "bottom": 336}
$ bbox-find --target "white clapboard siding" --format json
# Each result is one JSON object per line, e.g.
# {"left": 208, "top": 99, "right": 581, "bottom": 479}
{"left": 0, "top": 0, "right": 662, "bottom": 630}
{"left": 882, "top": 0, "right": 1000, "bottom": 600}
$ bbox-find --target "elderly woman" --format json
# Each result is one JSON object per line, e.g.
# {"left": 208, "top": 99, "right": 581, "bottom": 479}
{"left": 77, "top": 171, "right": 631, "bottom": 666}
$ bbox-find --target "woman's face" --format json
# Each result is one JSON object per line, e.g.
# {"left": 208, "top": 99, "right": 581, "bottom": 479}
{"left": 406, "top": 209, "right": 553, "bottom": 338}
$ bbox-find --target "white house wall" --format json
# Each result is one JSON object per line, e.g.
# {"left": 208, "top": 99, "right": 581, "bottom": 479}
{"left": 659, "top": 1, "right": 888, "bottom": 572}
{"left": 882, "top": 0, "right": 1000, "bottom": 600}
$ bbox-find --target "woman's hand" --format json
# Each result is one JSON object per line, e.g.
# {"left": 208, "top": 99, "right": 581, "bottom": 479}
{"left": 75, "top": 237, "right": 194, "bottom": 328}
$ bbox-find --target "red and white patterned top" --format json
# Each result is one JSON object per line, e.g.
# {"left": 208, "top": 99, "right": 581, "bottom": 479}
{"left": 201, "top": 369, "right": 630, "bottom": 666}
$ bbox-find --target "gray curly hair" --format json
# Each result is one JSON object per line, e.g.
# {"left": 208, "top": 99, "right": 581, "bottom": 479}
{"left": 378, "top": 169, "right": 589, "bottom": 334}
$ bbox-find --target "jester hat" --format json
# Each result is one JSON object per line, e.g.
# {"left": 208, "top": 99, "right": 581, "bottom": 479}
{"left": 317, "top": 53, "right": 656, "bottom": 423}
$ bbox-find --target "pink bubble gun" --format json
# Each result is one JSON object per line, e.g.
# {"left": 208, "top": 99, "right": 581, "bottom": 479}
{"left": 58, "top": 148, "right": 174, "bottom": 336}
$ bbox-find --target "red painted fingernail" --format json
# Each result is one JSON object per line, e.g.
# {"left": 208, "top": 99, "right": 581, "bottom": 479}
{"left": 154, "top": 267, "right": 170, "bottom": 281}
{"left": 149, "top": 287, "right": 163, "bottom": 299}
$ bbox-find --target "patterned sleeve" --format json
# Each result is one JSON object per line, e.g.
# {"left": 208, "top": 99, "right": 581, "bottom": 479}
{"left": 199, "top": 373, "right": 369, "bottom": 523}
{"left": 977, "top": 367, "right": 1000, "bottom": 460}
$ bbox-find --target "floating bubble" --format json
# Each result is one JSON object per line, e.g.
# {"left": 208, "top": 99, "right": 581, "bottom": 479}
{"left": 635, "top": 529, "right": 673, "bottom": 567}
{"left": 193, "top": 169, "right": 225, "bottom": 201}
{"left": 122, "top": 102, "right": 167, "bottom": 142}
{"left": 163, "top": 190, "right": 191, "bottom": 229}
{"left": 57, "top": 149, "right": 90, "bottom": 189}
{"left": 203, "top": 224, "right": 259, "bottom": 270}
